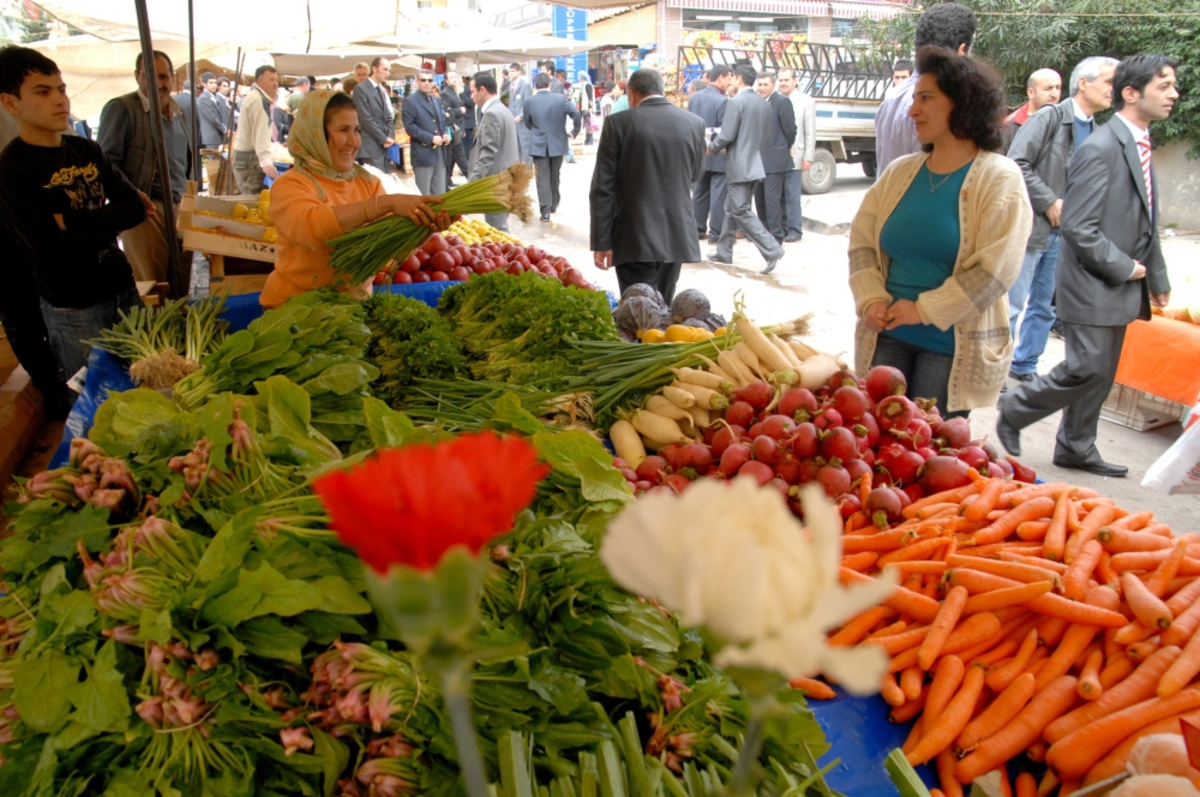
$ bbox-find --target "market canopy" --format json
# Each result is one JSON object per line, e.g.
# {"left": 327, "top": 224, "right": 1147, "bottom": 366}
{"left": 269, "top": 51, "right": 422, "bottom": 79}
{"left": 353, "top": 24, "right": 609, "bottom": 65}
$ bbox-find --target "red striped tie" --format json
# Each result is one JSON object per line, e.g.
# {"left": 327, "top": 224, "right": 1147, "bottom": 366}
{"left": 1138, "top": 133, "right": 1153, "bottom": 212}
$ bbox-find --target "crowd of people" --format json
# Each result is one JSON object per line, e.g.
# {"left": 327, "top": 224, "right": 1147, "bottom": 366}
{"left": 0, "top": 12, "right": 1183, "bottom": 479}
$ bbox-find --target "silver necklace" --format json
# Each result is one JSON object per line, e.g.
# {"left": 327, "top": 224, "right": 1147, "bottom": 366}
{"left": 927, "top": 165, "right": 954, "bottom": 193}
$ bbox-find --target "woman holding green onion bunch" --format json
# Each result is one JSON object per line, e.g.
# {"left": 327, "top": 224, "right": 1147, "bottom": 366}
{"left": 260, "top": 90, "right": 453, "bottom": 308}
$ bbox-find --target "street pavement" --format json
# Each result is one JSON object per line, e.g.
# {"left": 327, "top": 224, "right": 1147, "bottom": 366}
{"left": 468, "top": 147, "right": 1200, "bottom": 531}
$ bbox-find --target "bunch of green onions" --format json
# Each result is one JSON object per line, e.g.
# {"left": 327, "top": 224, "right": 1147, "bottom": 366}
{"left": 90, "top": 293, "right": 229, "bottom": 389}
{"left": 400, "top": 379, "right": 593, "bottom": 432}
{"left": 329, "top": 164, "right": 535, "bottom": 285}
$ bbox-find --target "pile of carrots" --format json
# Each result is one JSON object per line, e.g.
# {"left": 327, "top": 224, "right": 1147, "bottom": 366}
{"left": 808, "top": 476, "right": 1200, "bottom": 795}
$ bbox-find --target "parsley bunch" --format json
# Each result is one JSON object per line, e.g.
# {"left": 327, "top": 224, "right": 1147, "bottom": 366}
{"left": 364, "top": 292, "right": 468, "bottom": 407}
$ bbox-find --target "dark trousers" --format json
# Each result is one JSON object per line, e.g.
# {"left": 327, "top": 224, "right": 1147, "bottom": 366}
{"left": 718, "top": 181, "right": 783, "bottom": 263}
{"left": 461, "top": 129, "right": 475, "bottom": 162}
{"left": 783, "top": 169, "right": 803, "bottom": 239}
{"left": 754, "top": 173, "right": 788, "bottom": 243}
{"left": 446, "top": 136, "right": 469, "bottom": 182}
{"left": 616, "top": 261, "right": 683, "bottom": 305}
{"left": 693, "top": 170, "right": 726, "bottom": 239}
{"left": 871, "top": 334, "right": 968, "bottom": 420}
{"left": 534, "top": 155, "right": 563, "bottom": 214}
{"left": 0, "top": 294, "right": 68, "bottom": 401}
{"left": 1000, "top": 322, "right": 1125, "bottom": 465}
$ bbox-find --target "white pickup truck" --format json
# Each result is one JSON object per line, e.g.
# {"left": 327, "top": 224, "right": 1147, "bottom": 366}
{"left": 677, "top": 42, "right": 889, "bottom": 194}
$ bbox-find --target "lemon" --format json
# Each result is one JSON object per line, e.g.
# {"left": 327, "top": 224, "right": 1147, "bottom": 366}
{"left": 665, "top": 324, "right": 695, "bottom": 343}
{"left": 231, "top": 204, "right": 249, "bottom": 219}
{"left": 262, "top": 227, "right": 277, "bottom": 242}
{"left": 259, "top": 189, "right": 271, "bottom": 203}
{"left": 642, "top": 329, "right": 667, "bottom": 344}
{"left": 714, "top": 326, "right": 727, "bottom": 336}
{"left": 691, "top": 328, "right": 714, "bottom": 341}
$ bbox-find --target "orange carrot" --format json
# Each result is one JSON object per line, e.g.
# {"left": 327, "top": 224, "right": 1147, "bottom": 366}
{"left": 972, "top": 496, "right": 1058, "bottom": 546}
{"left": 1037, "top": 615, "right": 1070, "bottom": 647}
{"left": 1082, "top": 707, "right": 1200, "bottom": 785}
{"left": 878, "top": 536, "right": 953, "bottom": 567}
{"left": 859, "top": 468, "right": 872, "bottom": 505}
{"left": 1108, "top": 510, "right": 1154, "bottom": 531}
{"left": 1157, "top": 628, "right": 1200, "bottom": 699}
{"left": 962, "top": 581, "right": 1053, "bottom": 615}
{"left": 1099, "top": 654, "right": 1136, "bottom": 691}
{"left": 880, "top": 672, "right": 905, "bottom": 706}
{"left": 1168, "top": 577, "right": 1200, "bottom": 616}
{"left": 973, "top": 637, "right": 1020, "bottom": 668}
{"left": 945, "top": 554, "right": 1059, "bottom": 586}
{"left": 866, "top": 623, "right": 929, "bottom": 654}
{"left": 1096, "top": 550, "right": 1121, "bottom": 590}
{"left": 840, "top": 551, "right": 880, "bottom": 573}
{"left": 1043, "top": 489, "right": 1072, "bottom": 561}
{"left": 956, "top": 671, "right": 1036, "bottom": 754}
{"left": 788, "top": 676, "right": 836, "bottom": 700}
{"left": 1032, "top": 587, "right": 1113, "bottom": 692}
{"left": 1146, "top": 538, "right": 1190, "bottom": 597}
{"left": 1164, "top": 600, "right": 1200, "bottom": 649}
{"left": 1004, "top": 483, "right": 1068, "bottom": 506}
{"left": 1015, "top": 772, "right": 1037, "bottom": 797}
{"left": 1038, "top": 771, "right": 1061, "bottom": 797}
{"left": 923, "top": 655, "right": 966, "bottom": 728}
{"left": 884, "top": 560, "right": 950, "bottom": 578}
{"left": 889, "top": 613, "right": 1002, "bottom": 673}
{"left": 829, "top": 606, "right": 897, "bottom": 648}
{"left": 1026, "top": 739, "right": 1048, "bottom": 763}
{"left": 946, "top": 568, "right": 1128, "bottom": 627}
{"left": 986, "top": 627, "right": 1039, "bottom": 693}
{"left": 1015, "top": 520, "right": 1052, "bottom": 541}
{"left": 900, "top": 665, "right": 925, "bottom": 701}
{"left": 936, "top": 749, "right": 964, "bottom": 797}
{"left": 890, "top": 686, "right": 929, "bottom": 724}
{"left": 1100, "top": 527, "right": 1174, "bottom": 553}
{"left": 1046, "top": 686, "right": 1200, "bottom": 780}
{"left": 917, "top": 502, "right": 961, "bottom": 520}
{"left": 919, "top": 585, "right": 970, "bottom": 670}
{"left": 1113, "top": 551, "right": 1200, "bottom": 576}
{"left": 954, "top": 675, "right": 1079, "bottom": 785}
{"left": 1077, "top": 648, "right": 1104, "bottom": 701}
{"left": 1061, "top": 540, "right": 1103, "bottom": 601}
{"left": 964, "top": 479, "right": 1005, "bottom": 522}
{"left": 1113, "top": 620, "right": 1156, "bottom": 647}
{"left": 871, "top": 620, "right": 910, "bottom": 639}
{"left": 908, "top": 665, "right": 986, "bottom": 765}
{"left": 1044, "top": 644, "right": 1184, "bottom": 744}
{"left": 841, "top": 567, "right": 943, "bottom": 623}
{"left": 997, "top": 551, "right": 1069, "bottom": 573}
{"left": 842, "top": 528, "right": 909, "bottom": 554}
{"left": 1122, "top": 571, "right": 1173, "bottom": 630}
{"left": 1073, "top": 503, "right": 1119, "bottom": 552}
{"left": 1127, "top": 638, "right": 1161, "bottom": 663}
{"left": 998, "top": 766, "right": 1014, "bottom": 797}
{"left": 904, "top": 481, "right": 986, "bottom": 519}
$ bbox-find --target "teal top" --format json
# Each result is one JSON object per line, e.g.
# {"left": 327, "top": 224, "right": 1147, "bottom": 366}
{"left": 611, "top": 95, "right": 629, "bottom": 114}
{"left": 879, "top": 159, "right": 972, "bottom": 355}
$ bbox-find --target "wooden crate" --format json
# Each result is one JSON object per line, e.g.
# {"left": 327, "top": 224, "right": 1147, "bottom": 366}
{"left": 177, "top": 183, "right": 276, "bottom": 275}
{"left": 1100, "top": 382, "right": 1185, "bottom": 432}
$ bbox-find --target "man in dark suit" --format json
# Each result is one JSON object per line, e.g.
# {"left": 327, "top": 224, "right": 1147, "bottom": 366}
{"left": 753, "top": 72, "right": 797, "bottom": 245}
{"left": 708, "top": 64, "right": 783, "bottom": 275}
{"left": 469, "top": 72, "right": 519, "bottom": 232}
{"left": 688, "top": 65, "right": 730, "bottom": 243}
{"left": 459, "top": 74, "right": 477, "bottom": 166}
{"left": 403, "top": 68, "right": 450, "bottom": 195}
{"left": 590, "top": 68, "right": 705, "bottom": 304}
{"left": 353, "top": 57, "right": 395, "bottom": 172}
{"left": 441, "top": 71, "right": 470, "bottom": 187}
{"left": 542, "top": 61, "right": 566, "bottom": 95}
{"left": 525, "top": 73, "right": 581, "bottom": 222}
{"left": 507, "top": 63, "right": 533, "bottom": 164}
{"left": 172, "top": 79, "right": 196, "bottom": 138}
{"left": 997, "top": 55, "right": 1177, "bottom": 477}
{"left": 197, "top": 72, "right": 227, "bottom": 149}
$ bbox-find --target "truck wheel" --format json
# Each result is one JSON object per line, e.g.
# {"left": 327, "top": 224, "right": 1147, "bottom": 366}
{"left": 862, "top": 154, "right": 877, "bottom": 179}
{"left": 803, "top": 149, "right": 837, "bottom": 195}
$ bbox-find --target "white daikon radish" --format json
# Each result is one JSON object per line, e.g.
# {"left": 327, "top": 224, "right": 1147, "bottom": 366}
{"left": 669, "top": 367, "right": 733, "bottom": 393}
{"left": 609, "top": 420, "right": 646, "bottom": 469}
{"left": 797, "top": 353, "right": 840, "bottom": 391}
{"left": 734, "top": 314, "right": 793, "bottom": 373}
{"left": 630, "top": 409, "right": 693, "bottom": 445}
{"left": 670, "top": 381, "right": 730, "bottom": 411}
{"left": 694, "top": 354, "right": 734, "bottom": 382}
{"left": 769, "top": 334, "right": 803, "bottom": 369}
{"left": 646, "top": 394, "right": 695, "bottom": 426}
{"left": 717, "top": 350, "right": 755, "bottom": 387}
{"left": 661, "top": 385, "right": 697, "bottom": 409}
{"left": 733, "top": 341, "right": 769, "bottom": 379}
{"left": 788, "top": 339, "right": 819, "bottom": 361}
{"left": 687, "top": 405, "right": 711, "bottom": 430}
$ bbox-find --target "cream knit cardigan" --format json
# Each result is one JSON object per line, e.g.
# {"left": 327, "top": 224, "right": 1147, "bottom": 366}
{"left": 848, "top": 150, "right": 1033, "bottom": 413}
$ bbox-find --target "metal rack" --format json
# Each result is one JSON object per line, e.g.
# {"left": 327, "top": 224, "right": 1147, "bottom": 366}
{"left": 676, "top": 41, "right": 893, "bottom": 102}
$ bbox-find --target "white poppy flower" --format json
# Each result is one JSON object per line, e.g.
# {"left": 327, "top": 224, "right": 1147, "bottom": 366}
{"left": 600, "top": 478, "right": 896, "bottom": 695}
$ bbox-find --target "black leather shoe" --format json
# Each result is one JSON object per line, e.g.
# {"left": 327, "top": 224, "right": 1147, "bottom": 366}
{"left": 1008, "top": 369, "right": 1035, "bottom": 383}
{"left": 1052, "top": 458, "right": 1129, "bottom": 477}
{"left": 995, "top": 410, "right": 1022, "bottom": 457}
{"left": 761, "top": 257, "right": 780, "bottom": 275}
{"left": 540, "top": 212, "right": 550, "bottom": 222}
{"left": 707, "top": 251, "right": 732, "bottom": 265}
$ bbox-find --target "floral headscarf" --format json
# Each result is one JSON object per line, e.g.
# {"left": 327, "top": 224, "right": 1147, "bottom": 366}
{"left": 288, "top": 89, "right": 373, "bottom": 199}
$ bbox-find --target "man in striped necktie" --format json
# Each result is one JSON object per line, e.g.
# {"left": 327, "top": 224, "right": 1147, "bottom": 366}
{"left": 997, "top": 54, "right": 1177, "bottom": 479}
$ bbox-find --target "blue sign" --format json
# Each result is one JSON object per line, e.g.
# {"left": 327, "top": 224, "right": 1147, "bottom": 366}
{"left": 551, "top": 6, "right": 588, "bottom": 82}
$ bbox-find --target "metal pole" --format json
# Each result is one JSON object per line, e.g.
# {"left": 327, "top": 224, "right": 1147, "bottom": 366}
{"left": 133, "top": 0, "right": 189, "bottom": 299}
{"left": 188, "top": 0, "right": 200, "bottom": 193}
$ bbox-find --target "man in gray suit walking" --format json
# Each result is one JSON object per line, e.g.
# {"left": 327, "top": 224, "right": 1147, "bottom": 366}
{"left": 688, "top": 65, "right": 730, "bottom": 243}
{"left": 997, "top": 55, "right": 1177, "bottom": 477}
{"left": 353, "top": 57, "right": 394, "bottom": 172}
{"left": 469, "top": 72, "right": 520, "bottom": 232}
{"left": 708, "top": 65, "right": 784, "bottom": 275}
{"left": 525, "top": 73, "right": 581, "bottom": 221}
{"left": 590, "top": 69, "right": 705, "bottom": 304}
{"left": 507, "top": 63, "right": 533, "bottom": 165}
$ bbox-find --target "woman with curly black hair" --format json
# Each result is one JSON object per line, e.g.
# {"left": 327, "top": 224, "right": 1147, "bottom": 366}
{"left": 848, "top": 46, "right": 1032, "bottom": 418}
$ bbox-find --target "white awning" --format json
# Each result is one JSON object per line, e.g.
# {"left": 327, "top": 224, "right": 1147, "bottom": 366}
{"left": 668, "top": 0, "right": 830, "bottom": 15}
{"left": 829, "top": 1, "right": 905, "bottom": 19}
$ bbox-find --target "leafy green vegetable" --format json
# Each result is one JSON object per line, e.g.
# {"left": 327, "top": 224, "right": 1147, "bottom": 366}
{"left": 365, "top": 292, "right": 468, "bottom": 406}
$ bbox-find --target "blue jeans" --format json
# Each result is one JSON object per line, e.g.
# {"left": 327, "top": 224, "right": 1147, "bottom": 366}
{"left": 872, "top": 333, "right": 968, "bottom": 419}
{"left": 40, "top": 287, "right": 140, "bottom": 378}
{"left": 1007, "top": 231, "right": 1061, "bottom": 376}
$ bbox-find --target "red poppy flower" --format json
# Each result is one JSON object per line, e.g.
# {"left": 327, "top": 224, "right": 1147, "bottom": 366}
{"left": 312, "top": 432, "right": 549, "bottom": 573}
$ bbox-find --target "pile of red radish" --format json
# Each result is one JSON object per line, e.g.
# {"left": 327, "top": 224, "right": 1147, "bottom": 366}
{"left": 614, "top": 365, "right": 1037, "bottom": 522}
{"left": 373, "top": 233, "right": 599, "bottom": 290}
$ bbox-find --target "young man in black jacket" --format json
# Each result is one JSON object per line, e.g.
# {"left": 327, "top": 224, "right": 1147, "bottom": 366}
{"left": 0, "top": 46, "right": 146, "bottom": 384}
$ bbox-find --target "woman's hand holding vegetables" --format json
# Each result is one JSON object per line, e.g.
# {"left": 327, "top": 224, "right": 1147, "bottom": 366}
{"left": 865, "top": 301, "right": 889, "bottom": 333}
{"left": 885, "top": 299, "right": 922, "bottom": 331}
{"left": 387, "top": 194, "right": 452, "bottom": 231}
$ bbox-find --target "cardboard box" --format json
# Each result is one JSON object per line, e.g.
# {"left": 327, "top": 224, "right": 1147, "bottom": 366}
{"left": 0, "top": 367, "right": 46, "bottom": 494}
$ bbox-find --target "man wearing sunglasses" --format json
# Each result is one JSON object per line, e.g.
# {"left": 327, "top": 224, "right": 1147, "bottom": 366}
{"left": 402, "top": 69, "right": 451, "bottom": 194}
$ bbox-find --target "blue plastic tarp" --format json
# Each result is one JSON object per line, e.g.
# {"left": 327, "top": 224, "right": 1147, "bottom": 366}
{"left": 809, "top": 690, "right": 934, "bottom": 795}
{"left": 49, "top": 282, "right": 458, "bottom": 468}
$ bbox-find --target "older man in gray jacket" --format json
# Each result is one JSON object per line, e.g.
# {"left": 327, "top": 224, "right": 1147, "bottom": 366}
{"left": 469, "top": 72, "right": 520, "bottom": 232}
{"left": 708, "top": 64, "right": 783, "bottom": 275}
